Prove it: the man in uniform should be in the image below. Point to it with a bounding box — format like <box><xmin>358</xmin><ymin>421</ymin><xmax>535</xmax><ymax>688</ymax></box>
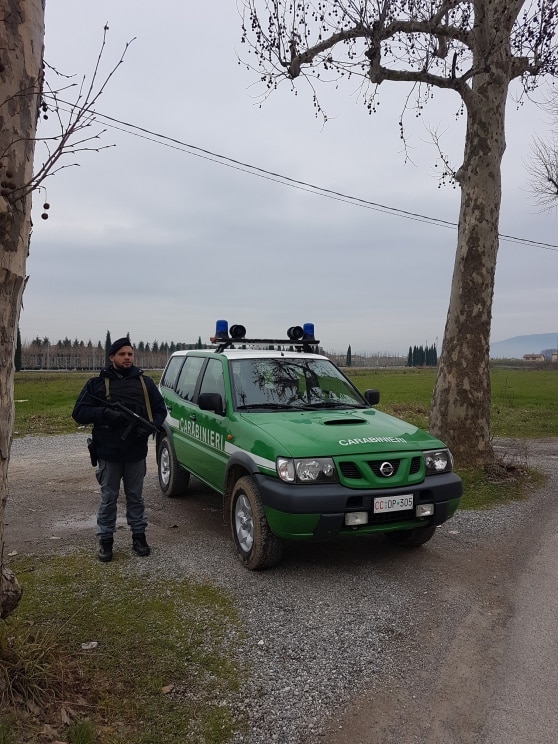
<box><xmin>72</xmin><ymin>337</ymin><xmax>167</xmax><ymax>562</ymax></box>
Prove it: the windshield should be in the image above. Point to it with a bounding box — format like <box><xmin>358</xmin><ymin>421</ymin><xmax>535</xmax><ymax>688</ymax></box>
<box><xmin>229</xmin><ymin>357</ymin><xmax>366</xmax><ymax>410</ymax></box>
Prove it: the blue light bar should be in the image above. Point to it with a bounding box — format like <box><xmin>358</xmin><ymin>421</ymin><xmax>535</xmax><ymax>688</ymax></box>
<box><xmin>214</xmin><ymin>319</ymin><xmax>229</xmax><ymax>340</ymax></box>
<box><xmin>302</xmin><ymin>323</ymin><xmax>316</xmax><ymax>343</ymax></box>
<box><xmin>211</xmin><ymin>320</ymin><xmax>318</xmax><ymax>347</ymax></box>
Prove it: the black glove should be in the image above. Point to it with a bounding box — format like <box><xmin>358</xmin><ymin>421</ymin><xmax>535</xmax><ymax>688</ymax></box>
<box><xmin>103</xmin><ymin>408</ymin><xmax>127</xmax><ymax>426</ymax></box>
<box><xmin>135</xmin><ymin>426</ymin><xmax>153</xmax><ymax>439</ymax></box>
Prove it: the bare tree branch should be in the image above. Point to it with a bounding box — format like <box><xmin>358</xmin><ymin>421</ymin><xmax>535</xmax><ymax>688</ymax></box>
<box><xmin>4</xmin><ymin>25</ymin><xmax>135</xmax><ymax>204</ymax></box>
<box><xmin>527</xmin><ymin>135</ymin><xmax>558</xmax><ymax>211</ymax></box>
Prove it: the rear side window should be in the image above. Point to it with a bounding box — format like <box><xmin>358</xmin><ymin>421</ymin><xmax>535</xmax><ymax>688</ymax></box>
<box><xmin>175</xmin><ymin>356</ymin><xmax>205</xmax><ymax>401</ymax></box>
<box><xmin>199</xmin><ymin>358</ymin><xmax>225</xmax><ymax>401</ymax></box>
<box><xmin>160</xmin><ymin>355</ymin><xmax>185</xmax><ymax>389</ymax></box>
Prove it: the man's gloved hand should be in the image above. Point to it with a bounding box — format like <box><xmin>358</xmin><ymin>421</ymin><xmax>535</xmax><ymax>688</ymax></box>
<box><xmin>135</xmin><ymin>426</ymin><xmax>153</xmax><ymax>439</ymax></box>
<box><xmin>103</xmin><ymin>408</ymin><xmax>127</xmax><ymax>426</ymax></box>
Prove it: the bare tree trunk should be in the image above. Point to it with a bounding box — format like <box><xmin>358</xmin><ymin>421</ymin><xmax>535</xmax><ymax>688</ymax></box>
<box><xmin>430</xmin><ymin>75</ymin><xmax>507</xmax><ymax>467</ymax></box>
<box><xmin>0</xmin><ymin>0</ymin><xmax>45</xmax><ymax>618</ymax></box>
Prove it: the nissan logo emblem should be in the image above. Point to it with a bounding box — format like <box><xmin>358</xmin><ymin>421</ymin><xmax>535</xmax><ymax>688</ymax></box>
<box><xmin>379</xmin><ymin>461</ymin><xmax>395</xmax><ymax>477</ymax></box>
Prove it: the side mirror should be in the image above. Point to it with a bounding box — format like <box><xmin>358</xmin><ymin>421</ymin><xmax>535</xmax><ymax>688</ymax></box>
<box><xmin>198</xmin><ymin>392</ymin><xmax>224</xmax><ymax>415</ymax></box>
<box><xmin>364</xmin><ymin>389</ymin><xmax>380</xmax><ymax>406</ymax></box>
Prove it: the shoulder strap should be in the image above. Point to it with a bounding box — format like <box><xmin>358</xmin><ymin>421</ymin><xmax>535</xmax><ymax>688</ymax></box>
<box><xmin>139</xmin><ymin>376</ymin><xmax>154</xmax><ymax>423</ymax></box>
<box><xmin>104</xmin><ymin>374</ymin><xmax>153</xmax><ymax>423</ymax></box>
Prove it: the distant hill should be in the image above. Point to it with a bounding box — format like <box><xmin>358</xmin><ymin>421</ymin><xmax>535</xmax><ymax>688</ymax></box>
<box><xmin>490</xmin><ymin>333</ymin><xmax>558</xmax><ymax>359</ymax></box>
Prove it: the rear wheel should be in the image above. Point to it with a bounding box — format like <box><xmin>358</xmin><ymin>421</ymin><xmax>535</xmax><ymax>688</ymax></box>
<box><xmin>158</xmin><ymin>436</ymin><xmax>190</xmax><ymax>497</ymax></box>
<box><xmin>385</xmin><ymin>524</ymin><xmax>437</xmax><ymax>547</ymax></box>
<box><xmin>231</xmin><ymin>476</ymin><xmax>283</xmax><ymax>570</ymax></box>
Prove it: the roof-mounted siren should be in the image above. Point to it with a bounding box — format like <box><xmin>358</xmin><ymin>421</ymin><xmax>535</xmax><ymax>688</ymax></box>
<box><xmin>287</xmin><ymin>326</ymin><xmax>304</xmax><ymax>341</ymax></box>
<box><xmin>229</xmin><ymin>324</ymin><xmax>246</xmax><ymax>340</ymax></box>
<box><xmin>210</xmin><ymin>320</ymin><xmax>247</xmax><ymax>345</ymax></box>
<box><xmin>287</xmin><ymin>323</ymin><xmax>317</xmax><ymax>344</ymax></box>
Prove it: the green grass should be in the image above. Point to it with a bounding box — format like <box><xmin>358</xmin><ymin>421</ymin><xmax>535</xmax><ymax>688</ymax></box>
<box><xmin>345</xmin><ymin>366</ymin><xmax>558</xmax><ymax>438</ymax></box>
<box><xmin>457</xmin><ymin>461</ymin><xmax>546</xmax><ymax>510</ymax></box>
<box><xmin>13</xmin><ymin>371</ymin><xmax>162</xmax><ymax>438</ymax></box>
<box><xmin>2</xmin><ymin>554</ymin><xmax>244</xmax><ymax>744</ymax></box>
<box><xmin>14</xmin><ymin>367</ymin><xmax>558</xmax><ymax>439</ymax></box>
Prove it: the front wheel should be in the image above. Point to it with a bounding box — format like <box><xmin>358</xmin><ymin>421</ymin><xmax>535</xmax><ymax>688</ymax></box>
<box><xmin>385</xmin><ymin>524</ymin><xmax>437</xmax><ymax>547</ymax></box>
<box><xmin>231</xmin><ymin>476</ymin><xmax>283</xmax><ymax>570</ymax></box>
<box><xmin>158</xmin><ymin>436</ymin><xmax>190</xmax><ymax>497</ymax></box>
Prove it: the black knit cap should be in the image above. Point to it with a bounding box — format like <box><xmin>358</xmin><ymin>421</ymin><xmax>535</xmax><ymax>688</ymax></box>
<box><xmin>109</xmin><ymin>336</ymin><xmax>132</xmax><ymax>355</ymax></box>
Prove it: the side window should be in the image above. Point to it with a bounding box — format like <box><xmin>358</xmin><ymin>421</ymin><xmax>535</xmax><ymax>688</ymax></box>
<box><xmin>175</xmin><ymin>356</ymin><xmax>205</xmax><ymax>401</ymax></box>
<box><xmin>199</xmin><ymin>358</ymin><xmax>225</xmax><ymax>401</ymax></box>
<box><xmin>160</xmin><ymin>355</ymin><xmax>185</xmax><ymax>389</ymax></box>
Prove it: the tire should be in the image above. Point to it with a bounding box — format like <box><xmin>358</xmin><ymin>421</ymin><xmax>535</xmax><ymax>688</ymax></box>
<box><xmin>385</xmin><ymin>524</ymin><xmax>437</xmax><ymax>547</ymax></box>
<box><xmin>231</xmin><ymin>476</ymin><xmax>283</xmax><ymax>570</ymax></box>
<box><xmin>158</xmin><ymin>436</ymin><xmax>190</xmax><ymax>497</ymax></box>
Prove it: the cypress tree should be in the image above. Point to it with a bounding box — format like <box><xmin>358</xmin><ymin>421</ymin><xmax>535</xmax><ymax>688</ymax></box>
<box><xmin>15</xmin><ymin>327</ymin><xmax>22</xmax><ymax>371</ymax></box>
<box><xmin>104</xmin><ymin>331</ymin><xmax>112</xmax><ymax>366</ymax></box>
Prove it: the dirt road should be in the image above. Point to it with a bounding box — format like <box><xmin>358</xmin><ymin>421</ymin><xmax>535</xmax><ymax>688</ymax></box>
<box><xmin>320</xmin><ymin>437</ymin><xmax>558</xmax><ymax>744</ymax></box>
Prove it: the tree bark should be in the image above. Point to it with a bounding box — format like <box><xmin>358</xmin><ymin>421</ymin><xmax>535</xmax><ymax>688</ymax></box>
<box><xmin>429</xmin><ymin>5</ymin><xmax>511</xmax><ymax>467</ymax></box>
<box><xmin>0</xmin><ymin>0</ymin><xmax>45</xmax><ymax>618</ymax></box>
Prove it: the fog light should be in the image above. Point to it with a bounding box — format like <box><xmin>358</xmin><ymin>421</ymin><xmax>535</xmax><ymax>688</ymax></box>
<box><xmin>416</xmin><ymin>503</ymin><xmax>434</xmax><ymax>517</ymax></box>
<box><xmin>345</xmin><ymin>512</ymin><xmax>368</xmax><ymax>526</ymax></box>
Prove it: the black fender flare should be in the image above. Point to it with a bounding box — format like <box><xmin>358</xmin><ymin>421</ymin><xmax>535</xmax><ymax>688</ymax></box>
<box><xmin>156</xmin><ymin>422</ymin><xmax>175</xmax><ymax>464</ymax></box>
<box><xmin>223</xmin><ymin>449</ymin><xmax>261</xmax><ymax>519</ymax></box>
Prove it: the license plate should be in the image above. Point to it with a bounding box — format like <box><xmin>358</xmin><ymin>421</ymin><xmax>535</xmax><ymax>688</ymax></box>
<box><xmin>373</xmin><ymin>495</ymin><xmax>414</xmax><ymax>513</ymax></box>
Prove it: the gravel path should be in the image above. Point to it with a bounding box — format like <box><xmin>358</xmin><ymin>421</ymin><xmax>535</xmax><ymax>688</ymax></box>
<box><xmin>5</xmin><ymin>434</ymin><xmax>558</xmax><ymax>743</ymax></box>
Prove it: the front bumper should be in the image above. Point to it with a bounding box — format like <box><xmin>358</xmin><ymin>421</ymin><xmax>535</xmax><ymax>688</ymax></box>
<box><xmin>253</xmin><ymin>471</ymin><xmax>463</xmax><ymax>540</ymax></box>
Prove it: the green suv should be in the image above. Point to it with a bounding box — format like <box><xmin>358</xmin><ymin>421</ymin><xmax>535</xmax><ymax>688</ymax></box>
<box><xmin>157</xmin><ymin>321</ymin><xmax>462</xmax><ymax>569</ymax></box>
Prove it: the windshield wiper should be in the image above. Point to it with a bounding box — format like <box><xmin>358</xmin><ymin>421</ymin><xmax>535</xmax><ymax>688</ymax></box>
<box><xmin>295</xmin><ymin>401</ymin><xmax>366</xmax><ymax>410</ymax></box>
<box><xmin>237</xmin><ymin>403</ymin><xmax>291</xmax><ymax>410</ymax></box>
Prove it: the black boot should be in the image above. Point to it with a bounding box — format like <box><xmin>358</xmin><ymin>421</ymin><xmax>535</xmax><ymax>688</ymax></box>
<box><xmin>132</xmin><ymin>532</ymin><xmax>150</xmax><ymax>557</ymax></box>
<box><xmin>98</xmin><ymin>537</ymin><xmax>113</xmax><ymax>563</ymax></box>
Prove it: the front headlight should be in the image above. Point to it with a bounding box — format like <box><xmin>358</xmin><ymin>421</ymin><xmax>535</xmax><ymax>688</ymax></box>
<box><xmin>276</xmin><ymin>457</ymin><xmax>338</xmax><ymax>484</ymax></box>
<box><xmin>424</xmin><ymin>449</ymin><xmax>453</xmax><ymax>475</ymax></box>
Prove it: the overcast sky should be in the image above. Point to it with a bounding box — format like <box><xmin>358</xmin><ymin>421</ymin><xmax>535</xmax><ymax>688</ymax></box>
<box><xmin>20</xmin><ymin>1</ymin><xmax>558</xmax><ymax>355</ymax></box>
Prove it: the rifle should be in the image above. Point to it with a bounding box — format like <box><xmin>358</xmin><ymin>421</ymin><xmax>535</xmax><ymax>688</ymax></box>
<box><xmin>89</xmin><ymin>393</ymin><xmax>158</xmax><ymax>440</ymax></box>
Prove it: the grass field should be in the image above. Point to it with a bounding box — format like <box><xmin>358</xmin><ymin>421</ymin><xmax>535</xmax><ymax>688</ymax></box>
<box><xmin>2</xmin><ymin>555</ymin><xmax>242</xmax><ymax>744</ymax></box>
<box><xmin>347</xmin><ymin>366</ymin><xmax>558</xmax><ymax>437</ymax></box>
<box><xmin>13</xmin><ymin>366</ymin><xmax>558</xmax><ymax>439</ymax></box>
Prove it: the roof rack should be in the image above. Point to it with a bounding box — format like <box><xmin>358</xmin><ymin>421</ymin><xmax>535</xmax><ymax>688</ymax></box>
<box><xmin>213</xmin><ymin>338</ymin><xmax>321</xmax><ymax>354</ymax></box>
<box><xmin>209</xmin><ymin>320</ymin><xmax>320</xmax><ymax>354</ymax></box>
